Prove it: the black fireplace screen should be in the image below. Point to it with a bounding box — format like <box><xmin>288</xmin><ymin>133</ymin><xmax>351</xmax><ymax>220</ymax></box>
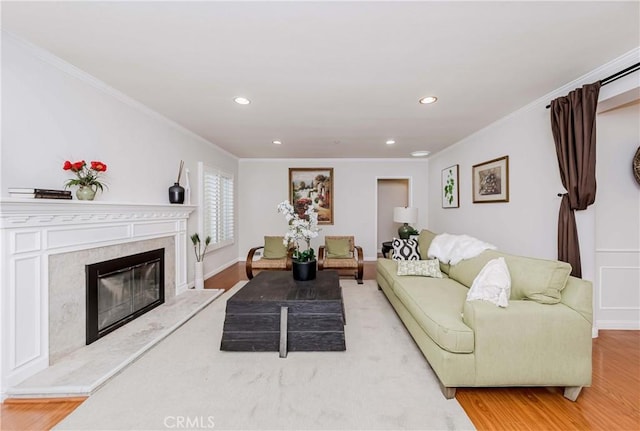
<box><xmin>86</xmin><ymin>249</ymin><xmax>165</xmax><ymax>344</ymax></box>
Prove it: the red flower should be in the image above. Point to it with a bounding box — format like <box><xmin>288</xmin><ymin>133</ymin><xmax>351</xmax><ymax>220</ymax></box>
<box><xmin>90</xmin><ymin>161</ymin><xmax>107</xmax><ymax>172</ymax></box>
<box><xmin>72</xmin><ymin>160</ymin><xmax>86</xmax><ymax>171</ymax></box>
<box><xmin>63</xmin><ymin>158</ymin><xmax>108</xmax><ymax>192</ymax></box>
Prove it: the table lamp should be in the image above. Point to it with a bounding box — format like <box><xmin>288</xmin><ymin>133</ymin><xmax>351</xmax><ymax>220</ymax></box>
<box><xmin>393</xmin><ymin>207</ymin><xmax>418</xmax><ymax>239</ymax></box>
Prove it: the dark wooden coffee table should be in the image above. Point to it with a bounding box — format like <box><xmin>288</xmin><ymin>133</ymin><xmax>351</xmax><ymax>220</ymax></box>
<box><xmin>220</xmin><ymin>270</ymin><xmax>345</xmax><ymax>357</ymax></box>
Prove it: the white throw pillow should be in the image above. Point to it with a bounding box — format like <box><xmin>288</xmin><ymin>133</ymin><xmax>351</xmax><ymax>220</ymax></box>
<box><xmin>397</xmin><ymin>259</ymin><xmax>443</xmax><ymax>278</ymax></box>
<box><xmin>467</xmin><ymin>257</ymin><xmax>511</xmax><ymax>308</ymax></box>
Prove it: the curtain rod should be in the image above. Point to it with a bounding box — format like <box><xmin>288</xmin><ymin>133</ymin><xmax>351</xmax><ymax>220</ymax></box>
<box><xmin>545</xmin><ymin>62</ymin><xmax>640</xmax><ymax>109</ymax></box>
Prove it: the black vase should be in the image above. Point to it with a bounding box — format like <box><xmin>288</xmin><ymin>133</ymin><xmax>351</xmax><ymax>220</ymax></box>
<box><xmin>292</xmin><ymin>260</ymin><xmax>317</xmax><ymax>281</ymax></box>
<box><xmin>168</xmin><ymin>183</ymin><xmax>185</xmax><ymax>204</ymax></box>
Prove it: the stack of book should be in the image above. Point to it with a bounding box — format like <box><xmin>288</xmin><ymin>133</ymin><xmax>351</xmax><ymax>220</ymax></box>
<box><xmin>9</xmin><ymin>188</ymin><xmax>72</xmax><ymax>200</ymax></box>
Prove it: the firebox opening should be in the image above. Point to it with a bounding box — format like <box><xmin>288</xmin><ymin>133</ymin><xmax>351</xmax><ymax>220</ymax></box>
<box><xmin>86</xmin><ymin>248</ymin><xmax>165</xmax><ymax>345</ymax></box>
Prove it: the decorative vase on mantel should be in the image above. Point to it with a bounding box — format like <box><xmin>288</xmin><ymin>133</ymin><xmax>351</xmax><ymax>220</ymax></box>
<box><xmin>169</xmin><ymin>160</ymin><xmax>186</xmax><ymax>204</ymax></box>
<box><xmin>292</xmin><ymin>260</ymin><xmax>317</xmax><ymax>282</ymax></box>
<box><xmin>76</xmin><ymin>185</ymin><xmax>96</xmax><ymax>201</ymax></box>
<box><xmin>194</xmin><ymin>261</ymin><xmax>205</xmax><ymax>290</ymax></box>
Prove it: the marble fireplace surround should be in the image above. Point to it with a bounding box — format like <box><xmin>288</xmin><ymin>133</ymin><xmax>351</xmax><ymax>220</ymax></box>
<box><xmin>49</xmin><ymin>236</ymin><xmax>176</xmax><ymax>363</ymax></box>
<box><xmin>0</xmin><ymin>200</ymin><xmax>196</xmax><ymax>397</ymax></box>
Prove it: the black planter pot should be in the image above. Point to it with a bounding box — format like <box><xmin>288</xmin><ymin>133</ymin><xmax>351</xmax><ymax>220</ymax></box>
<box><xmin>292</xmin><ymin>260</ymin><xmax>317</xmax><ymax>281</ymax></box>
<box><xmin>168</xmin><ymin>182</ymin><xmax>185</xmax><ymax>204</ymax></box>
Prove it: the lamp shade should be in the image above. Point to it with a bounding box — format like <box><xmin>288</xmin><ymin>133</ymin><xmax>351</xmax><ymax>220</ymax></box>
<box><xmin>393</xmin><ymin>207</ymin><xmax>417</xmax><ymax>224</ymax></box>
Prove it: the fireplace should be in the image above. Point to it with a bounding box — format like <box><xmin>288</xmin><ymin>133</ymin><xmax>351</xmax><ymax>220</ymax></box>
<box><xmin>86</xmin><ymin>249</ymin><xmax>165</xmax><ymax>344</ymax></box>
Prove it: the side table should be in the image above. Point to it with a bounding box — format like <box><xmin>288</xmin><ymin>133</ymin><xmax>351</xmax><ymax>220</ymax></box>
<box><xmin>381</xmin><ymin>241</ymin><xmax>393</xmax><ymax>258</ymax></box>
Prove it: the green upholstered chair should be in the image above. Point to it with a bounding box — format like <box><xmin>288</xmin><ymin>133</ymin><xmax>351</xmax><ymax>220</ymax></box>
<box><xmin>318</xmin><ymin>235</ymin><xmax>364</xmax><ymax>284</ymax></box>
<box><xmin>245</xmin><ymin>236</ymin><xmax>293</xmax><ymax>279</ymax></box>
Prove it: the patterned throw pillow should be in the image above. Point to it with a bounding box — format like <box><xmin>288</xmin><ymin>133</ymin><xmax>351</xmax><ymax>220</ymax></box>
<box><xmin>397</xmin><ymin>259</ymin><xmax>444</xmax><ymax>278</ymax></box>
<box><xmin>392</xmin><ymin>238</ymin><xmax>421</xmax><ymax>261</ymax></box>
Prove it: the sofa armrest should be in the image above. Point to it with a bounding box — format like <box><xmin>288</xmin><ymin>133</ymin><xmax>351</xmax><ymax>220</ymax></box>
<box><xmin>560</xmin><ymin>276</ymin><xmax>593</xmax><ymax>325</ymax></box>
<box><xmin>318</xmin><ymin>246</ymin><xmax>326</xmax><ymax>270</ymax></box>
<box><xmin>462</xmin><ymin>299</ymin><xmax>592</xmax><ymax>386</ymax></box>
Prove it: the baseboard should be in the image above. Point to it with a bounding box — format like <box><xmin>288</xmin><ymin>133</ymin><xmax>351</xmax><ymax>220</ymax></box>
<box><xmin>596</xmin><ymin>320</ymin><xmax>640</xmax><ymax>330</ymax></box>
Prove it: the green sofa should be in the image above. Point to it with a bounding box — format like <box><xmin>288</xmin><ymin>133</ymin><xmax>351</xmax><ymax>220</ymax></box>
<box><xmin>376</xmin><ymin>230</ymin><xmax>593</xmax><ymax>401</ymax></box>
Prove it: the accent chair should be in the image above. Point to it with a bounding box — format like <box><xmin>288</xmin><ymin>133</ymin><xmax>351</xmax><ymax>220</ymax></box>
<box><xmin>245</xmin><ymin>236</ymin><xmax>293</xmax><ymax>279</ymax></box>
<box><xmin>318</xmin><ymin>235</ymin><xmax>364</xmax><ymax>284</ymax></box>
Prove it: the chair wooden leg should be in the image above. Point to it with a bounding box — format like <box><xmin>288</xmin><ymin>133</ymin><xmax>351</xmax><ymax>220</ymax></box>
<box><xmin>356</xmin><ymin>265</ymin><xmax>363</xmax><ymax>284</ymax></box>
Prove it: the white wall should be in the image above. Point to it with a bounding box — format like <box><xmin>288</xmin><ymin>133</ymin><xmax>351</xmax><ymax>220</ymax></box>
<box><xmin>239</xmin><ymin>159</ymin><xmax>429</xmax><ymax>260</ymax></box>
<box><xmin>428</xmin><ymin>48</ymin><xmax>640</xmax><ymax>330</ymax></box>
<box><xmin>0</xmin><ymin>33</ymin><xmax>240</xmax><ymax>282</ymax></box>
<box><xmin>595</xmin><ymin>100</ymin><xmax>640</xmax><ymax>330</ymax></box>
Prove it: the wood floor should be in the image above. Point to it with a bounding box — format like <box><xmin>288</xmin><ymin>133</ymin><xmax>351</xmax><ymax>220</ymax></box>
<box><xmin>2</xmin><ymin>262</ymin><xmax>638</xmax><ymax>431</ymax></box>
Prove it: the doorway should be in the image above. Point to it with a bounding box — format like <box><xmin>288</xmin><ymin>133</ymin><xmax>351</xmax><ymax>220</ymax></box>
<box><xmin>377</xmin><ymin>178</ymin><xmax>410</xmax><ymax>253</ymax></box>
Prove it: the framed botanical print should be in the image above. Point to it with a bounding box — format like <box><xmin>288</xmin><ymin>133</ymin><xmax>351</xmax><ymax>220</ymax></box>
<box><xmin>442</xmin><ymin>164</ymin><xmax>459</xmax><ymax>208</ymax></box>
<box><xmin>472</xmin><ymin>156</ymin><xmax>509</xmax><ymax>203</ymax></box>
<box><xmin>289</xmin><ymin>168</ymin><xmax>334</xmax><ymax>224</ymax></box>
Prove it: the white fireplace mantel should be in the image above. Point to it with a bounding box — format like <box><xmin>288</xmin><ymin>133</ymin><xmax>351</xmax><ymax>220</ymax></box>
<box><xmin>0</xmin><ymin>199</ymin><xmax>196</xmax><ymax>398</ymax></box>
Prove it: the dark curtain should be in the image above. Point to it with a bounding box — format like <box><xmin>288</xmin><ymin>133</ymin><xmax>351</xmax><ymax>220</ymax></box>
<box><xmin>550</xmin><ymin>81</ymin><xmax>601</xmax><ymax>278</ymax></box>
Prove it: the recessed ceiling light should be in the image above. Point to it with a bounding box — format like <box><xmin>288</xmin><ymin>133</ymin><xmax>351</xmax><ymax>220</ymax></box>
<box><xmin>386</xmin><ymin>140</ymin><xmax>396</xmax><ymax>145</ymax></box>
<box><xmin>411</xmin><ymin>150</ymin><xmax>431</xmax><ymax>157</ymax></box>
<box><xmin>419</xmin><ymin>96</ymin><xmax>438</xmax><ymax>104</ymax></box>
<box><xmin>234</xmin><ymin>97</ymin><xmax>251</xmax><ymax>105</ymax></box>
<box><xmin>273</xmin><ymin>140</ymin><xmax>282</xmax><ymax>145</ymax></box>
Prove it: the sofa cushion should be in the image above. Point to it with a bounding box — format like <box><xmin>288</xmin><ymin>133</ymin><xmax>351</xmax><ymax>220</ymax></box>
<box><xmin>397</xmin><ymin>259</ymin><xmax>443</xmax><ymax>278</ymax></box>
<box><xmin>418</xmin><ymin>230</ymin><xmax>450</xmax><ymax>274</ymax></box>
<box><xmin>448</xmin><ymin>250</ymin><xmax>571</xmax><ymax>304</ymax></box>
<box><xmin>263</xmin><ymin>236</ymin><xmax>288</xmax><ymax>259</ymax></box>
<box><xmin>417</xmin><ymin>230</ymin><xmax>437</xmax><ymax>259</ymax></box>
<box><xmin>392</xmin><ymin>238</ymin><xmax>421</xmax><ymax>260</ymax></box>
<box><xmin>393</xmin><ymin>277</ymin><xmax>474</xmax><ymax>353</ymax></box>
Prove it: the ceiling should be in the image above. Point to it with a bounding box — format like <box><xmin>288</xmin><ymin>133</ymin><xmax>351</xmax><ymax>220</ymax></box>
<box><xmin>2</xmin><ymin>1</ymin><xmax>639</xmax><ymax>159</ymax></box>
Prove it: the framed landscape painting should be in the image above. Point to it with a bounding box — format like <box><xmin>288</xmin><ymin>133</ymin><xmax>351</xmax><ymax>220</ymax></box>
<box><xmin>289</xmin><ymin>168</ymin><xmax>334</xmax><ymax>224</ymax></box>
<box><xmin>472</xmin><ymin>156</ymin><xmax>509</xmax><ymax>203</ymax></box>
<box><xmin>442</xmin><ymin>164</ymin><xmax>459</xmax><ymax>208</ymax></box>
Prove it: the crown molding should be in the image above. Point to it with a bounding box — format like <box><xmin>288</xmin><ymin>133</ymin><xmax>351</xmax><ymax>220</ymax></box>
<box><xmin>239</xmin><ymin>157</ymin><xmax>429</xmax><ymax>163</ymax></box>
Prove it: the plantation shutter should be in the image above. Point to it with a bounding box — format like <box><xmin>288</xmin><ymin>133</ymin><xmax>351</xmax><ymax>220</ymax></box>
<box><xmin>220</xmin><ymin>173</ymin><xmax>234</xmax><ymax>243</ymax></box>
<box><xmin>200</xmin><ymin>163</ymin><xmax>234</xmax><ymax>249</ymax></box>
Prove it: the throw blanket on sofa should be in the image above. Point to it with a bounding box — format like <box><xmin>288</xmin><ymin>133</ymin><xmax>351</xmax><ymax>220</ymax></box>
<box><xmin>427</xmin><ymin>233</ymin><xmax>496</xmax><ymax>265</ymax></box>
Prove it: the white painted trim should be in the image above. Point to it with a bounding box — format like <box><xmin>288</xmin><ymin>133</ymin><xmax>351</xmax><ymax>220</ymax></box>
<box><xmin>596</xmin><ymin>249</ymin><xmax>640</xmax><ymax>253</ymax></box>
<box><xmin>1</xmin><ymin>30</ymin><xmax>238</xmax><ymax>161</ymax></box>
<box><xmin>239</xmin><ymin>158</ymin><xmax>429</xmax><ymax>163</ymax></box>
<box><xmin>374</xmin><ymin>176</ymin><xmax>413</xmax><ymax>259</ymax></box>
<box><xmin>598</xmin><ymin>265</ymin><xmax>640</xmax><ymax>310</ymax></box>
<box><xmin>596</xmin><ymin>320</ymin><xmax>640</xmax><ymax>330</ymax></box>
<box><xmin>0</xmin><ymin>200</ymin><xmax>196</xmax><ymax>393</ymax></box>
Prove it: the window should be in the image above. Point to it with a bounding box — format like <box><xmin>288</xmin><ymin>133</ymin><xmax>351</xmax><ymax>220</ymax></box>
<box><xmin>199</xmin><ymin>162</ymin><xmax>234</xmax><ymax>249</ymax></box>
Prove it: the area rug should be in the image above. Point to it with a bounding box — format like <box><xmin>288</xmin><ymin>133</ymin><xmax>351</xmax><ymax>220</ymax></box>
<box><xmin>55</xmin><ymin>280</ymin><xmax>475</xmax><ymax>430</ymax></box>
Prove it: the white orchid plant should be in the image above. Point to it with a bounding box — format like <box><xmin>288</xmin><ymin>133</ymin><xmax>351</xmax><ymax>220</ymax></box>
<box><xmin>277</xmin><ymin>200</ymin><xmax>320</xmax><ymax>262</ymax></box>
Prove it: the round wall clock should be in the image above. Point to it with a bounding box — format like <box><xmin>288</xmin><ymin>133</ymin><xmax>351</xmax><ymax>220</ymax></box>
<box><xmin>634</xmin><ymin>147</ymin><xmax>640</xmax><ymax>186</ymax></box>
